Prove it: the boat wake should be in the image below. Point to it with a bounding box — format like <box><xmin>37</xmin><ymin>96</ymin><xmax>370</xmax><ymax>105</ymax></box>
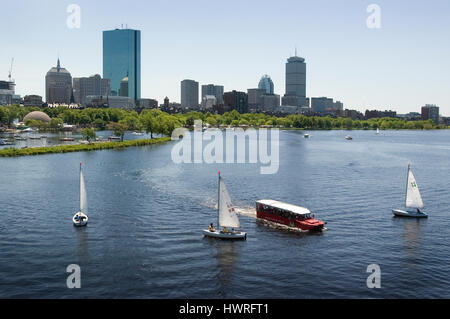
<box><xmin>200</xmin><ymin>199</ymin><xmax>257</xmax><ymax>219</ymax></box>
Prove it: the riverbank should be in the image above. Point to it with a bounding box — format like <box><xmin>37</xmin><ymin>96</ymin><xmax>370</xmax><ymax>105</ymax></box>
<box><xmin>0</xmin><ymin>136</ymin><xmax>171</xmax><ymax>157</ymax></box>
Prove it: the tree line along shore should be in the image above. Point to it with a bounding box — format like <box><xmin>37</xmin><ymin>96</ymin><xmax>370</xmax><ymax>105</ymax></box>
<box><xmin>0</xmin><ymin>105</ymin><xmax>445</xmax><ymax>134</ymax></box>
<box><xmin>0</xmin><ymin>137</ymin><xmax>172</xmax><ymax>157</ymax></box>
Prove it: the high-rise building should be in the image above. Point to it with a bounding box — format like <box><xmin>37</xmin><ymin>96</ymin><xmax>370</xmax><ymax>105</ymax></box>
<box><xmin>103</xmin><ymin>28</ymin><xmax>141</xmax><ymax>100</ymax></box>
<box><xmin>258</xmin><ymin>75</ymin><xmax>274</xmax><ymax>95</ymax></box>
<box><xmin>247</xmin><ymin>88</ymin><xmax>265</xmax><ymax>110</ymax></box>
<box><xmin>261</xmin><ymin>94</ymin><xmax>280</xmax><ymax>112</ymax></box>
<box><xmin>73</xmin><ymin>74</ymin><xmax>110</xmax><ymax>106</ymax></box>
<box><xmin>223</xmin><ymin>90</ymin><xmax>248</xmax><ymax>114</ymax></box>
<box><xmin>181</xmin><ymin>79</ymin><xmax>199</xmax><ymax>109</ymax></box>
<box><xmin>311</xmin><ymin>97</ymin><xmax>334</xmax><ymax>114</ymax></box>
<box><xmin>23</xmin><ymin>95</ymin><xmax>43</xmax><ymax>107</ymax></box>
<box><xmin>45</xmin><ymin>59</ymin><xmax>73</xmax><ymax>104</ymax></box>
<box><xmin>0</xmin><ymin>80</ymin><xmax>15</xmax><ymax>105</ymax></box>
<box><xmin>201</xmin><ymin>84</ymin><xmax>224</xmax><ymax>104</ymax></box>
<box><xmin>283</xmin><ymin>54</ymin><xmax>306</xmax><ymax>107</ymax></box>
<box><xmin>201</xmin><ymin>95</ymin><xmax>217</xmax><ymax>109</ymax></box>
<box><xmin>119</xmin><ymin>77</ymin><xmax>129</xmax><ymax>97</ymax></box>
<box><xmin>421</xmin><ymin>104</ymin><xmax>439</xmax><ymax>124</ymax></box>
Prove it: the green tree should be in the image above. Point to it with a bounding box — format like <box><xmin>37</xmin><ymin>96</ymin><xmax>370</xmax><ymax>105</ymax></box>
<box><xmin>49</xmin><ymin>118</ymin><xmax>63</xmax><ymax>130</ymax></box>
<box><xmin>82</xmin><ymin>128</ymin><xmax>96</xmax><ymax>143</ymax></box>
<box><xmin>107</xmin><ymin>122</ymin><xmax>127</xmax><ymax>141</ymax></box>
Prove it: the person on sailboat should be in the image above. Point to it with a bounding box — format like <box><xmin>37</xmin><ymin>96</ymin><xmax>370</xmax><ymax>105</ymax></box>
<box><xmin>209</xmin><ymin>223</ymin><xmax>216</xmax><ymax>232</ymax></box>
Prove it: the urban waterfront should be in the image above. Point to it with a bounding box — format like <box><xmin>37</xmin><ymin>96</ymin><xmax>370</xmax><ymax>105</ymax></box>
<box><xmin>1</xmin><ymin>130</ymin><xmax>450</xmax><ymax>298</ymax></box>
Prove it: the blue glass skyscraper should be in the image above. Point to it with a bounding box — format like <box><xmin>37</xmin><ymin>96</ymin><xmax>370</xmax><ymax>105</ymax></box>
<box><xmin>103</xmin><ymin>28</ymin><xmax>141</xmax><ymax>100</ymax></box>
<box><xmin>258</xmin><ymin>75</ymin><xmax>274</xmax><ymax>95</ymax></box>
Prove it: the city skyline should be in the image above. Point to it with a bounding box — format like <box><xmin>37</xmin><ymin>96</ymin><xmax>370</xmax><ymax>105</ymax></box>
<box><xmin>0</xmin><ymin>0</ymin><xmax>449</xmax><ymax>115</ymax></box>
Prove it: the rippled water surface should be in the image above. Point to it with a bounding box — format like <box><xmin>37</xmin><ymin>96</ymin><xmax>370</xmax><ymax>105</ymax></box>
<box><xmin>1</xmin><ymin>130</ymin><xmax>450</xmax><ymax>298</ymax></box>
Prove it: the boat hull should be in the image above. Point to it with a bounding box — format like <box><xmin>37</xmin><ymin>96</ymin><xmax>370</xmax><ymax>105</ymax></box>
<box><xmin>392</xmin><ymin>209</ymin><xmax>428</xmax><ymax>218</ymax></box>
<box><xmin>73</xmin><ymin>212</ymin><xmax>88</xmax><ymax>226</ymax></box>
<box><xmin>257</xmin><ymin>211</ymin><xmax>324</xmax><ymax>231</ymax></box>
<box><xmin>203</xmin><ymin>229</ymin><xmax>247</xmax><ymax>240</ymax></box>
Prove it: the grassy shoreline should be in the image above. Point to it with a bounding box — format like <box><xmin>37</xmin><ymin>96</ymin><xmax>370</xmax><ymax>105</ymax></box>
<box><xmin>0</xmin><ymin>137</ymin><xmax>172</xmax><ymax>157</ymax></box>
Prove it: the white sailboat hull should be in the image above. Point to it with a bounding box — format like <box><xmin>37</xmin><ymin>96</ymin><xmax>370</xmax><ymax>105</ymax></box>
<box><xmin>392</xmin><ymin>209</ymin><xmax>428</xmax><ymax>218</ymax></box>
<box><xmin>203</xmin><ymin>229</ymin><xmax>247</xmax><ymax>240</ymax></box>
<box><xmin>73</xmin><ymin>212</ymin><xmax>88</xmax><ymax>227</ymax></box>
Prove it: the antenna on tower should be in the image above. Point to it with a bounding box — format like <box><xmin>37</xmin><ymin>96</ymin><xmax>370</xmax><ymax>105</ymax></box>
<box><xmin>8</xmin><ymin>58</ymin><xmax>14</xmax><ymax>82</ymax></box>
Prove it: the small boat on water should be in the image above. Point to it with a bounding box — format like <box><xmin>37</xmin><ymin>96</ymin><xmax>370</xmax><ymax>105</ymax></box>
<box><xmin>376</xmin><ymin>128</ymin><xmax>380</xmax><ymax>135</ymax></box>
<box><xmin>392</xmin><ymin>164</ymin><xmax>428</xmax><ymax>218</ymax></box>
<box><xmin>28</xmin><ymin>135</ymin><xmax>42</xmax><ymax>140</ymax></box>
<box><xmin>60</xmin><ymin>137</ymin><xmax>75</xmax><ymax>141</ymax></box>
<box><xmin>108</xmin><ymin>136</ymin><xmax>121</xmax><ymax>140</ymax></box>
<box><xmin>304</xmin><ymin>134</ymin><xmax>310</xmax><ymax>138</ymax></box>
<box><xmin>203</xmin><ymin>172</ymin><xmax>247</xmax><ymax>240</ymax></box>
<box><xmin>256</xmin><ymin>200</ymin><xmax>325</xmax><ymax>231</ymax></box>
<box><xmin>73</xmin><ymin>163</ymin><xmax>89</xmax><ymax>227</ymax></box>
<box><xmin>132</xmin><ymin>131</ymin><xmax>144</xmax><ymax>136</ymax></box>
<box><xmin>345</xmin><ymin>135</ymin><xmax>353</xmax><ymax>140</ymax></box>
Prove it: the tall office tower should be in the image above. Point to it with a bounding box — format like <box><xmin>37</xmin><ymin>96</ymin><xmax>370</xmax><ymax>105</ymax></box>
<box><xmin>247</xmin><ymin>88</ymin><xmax>265</xmax><ymax>110</ymax></box>
<box><xmin>258</xmin><ymin>75</ymin><xmax>274</xmax><ymax>95</ymax></box>
<box><xmin>119</xmin><ymin>77</ymin><xmax>129</xmax><ymax>97</ymax></box>
<box><xmin>103</xmin><ymin>28</ymin><xmax>141</xmax><ymax>100</ymax></box>
<box><xmin>0</xmin><ymin>80</ymin><xmax>15</xmax><ymax>105</ymax></box>
<box><xmin>311</xmin><ymin>97</ymin><xmax>334</xmax><ymax>114</ymax></box>
<box><xmin>181</xmin><ymin>79</ymin><xmax>199</xmax><ymax>109</ymax></box>
<box><xmin>45</xmin><ymin>58</ymin><xmax>73</xmax><ymax>104</ymax></box>
<box><xmin>223</xmin><ymin>90</ymin><xmax>248</xmax><ymax>114</ymax></box>
<box><xmin>201</xmin><ymin>84</ymin><xmax>224</xmax><ymax>104</ymax></box>
<box><xmin>282</xmin><ymin>53</ymin><xmax>306</xmax><ymax>107</ymax></box>
<box><xmin>421</xmin><ymin>104</ymin><xmax>440</xmax><ymax>124</ymax></box>
<box><xmin>73</xmin><ymin>74</ymin><xmax>110</xmax><ymax>106</ymax></box>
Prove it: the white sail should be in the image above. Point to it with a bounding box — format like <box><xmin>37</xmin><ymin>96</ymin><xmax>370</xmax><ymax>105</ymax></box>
<box><xmin>405</xmin><ymin>168</ymin><xmax>424</xmax><ymax>209</ymax></box>
<box><xmin>80</xmin><ymin>169</ymin><xmax>88</xmax><ymax>213</ymax></box>
<box><xmin>218</xmin><ymin>178</ymin><xmax>240</xmax><ymax>228</ymax></box>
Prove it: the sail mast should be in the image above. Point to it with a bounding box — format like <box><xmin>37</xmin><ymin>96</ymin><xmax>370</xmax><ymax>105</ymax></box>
<box><xmin>218</xmin><ymin>171</ymin><xmax>221</xmax><ymax>228</ymax></box>
<box><xmin>405</xmin><ymin>164</ymin><xmax>410</xmax><ymax>207</ymax></box>
<box><xmin>79</xmin><ymin>163</ymin><xmax>81</xmax><ymax>211</ymax></box>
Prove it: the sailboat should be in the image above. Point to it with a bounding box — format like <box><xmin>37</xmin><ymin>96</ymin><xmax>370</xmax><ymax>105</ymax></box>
<box><xmin>392</xmin><ymin>164</ymin><xmax>428</xmax><ymax>218</ymax></box>
<box><xmin>203</xmin><ymin>172</ymin><xmax>247</xmax><ymax>240</ymax></box>
<box><xmin>73</xmin><ymin>163</ymin><xmax>89</xmax><ymax>226</ymax></box>
<box><xmin>376</xmin><ymin>128</ymin><xmax>380</xmax><ymax>135</ymax></box>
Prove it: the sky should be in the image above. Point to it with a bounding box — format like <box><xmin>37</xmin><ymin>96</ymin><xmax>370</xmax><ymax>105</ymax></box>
<box><xmin>1</xmin><ymin>0</ymin><xmax>449</xmax><ymax>115</ymax></box>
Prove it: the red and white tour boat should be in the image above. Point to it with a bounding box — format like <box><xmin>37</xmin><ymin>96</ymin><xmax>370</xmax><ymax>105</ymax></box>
<box><xmin>256</xmin><ymin>200</ymin><xmax>325</xmax><ymax>231</ymax></box>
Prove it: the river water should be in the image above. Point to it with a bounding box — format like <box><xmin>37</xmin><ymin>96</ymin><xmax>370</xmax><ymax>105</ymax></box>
<box><xmin>0</xmin><ymin>129</ymin><xmax>449</xmax><ymax>298</ymax></box>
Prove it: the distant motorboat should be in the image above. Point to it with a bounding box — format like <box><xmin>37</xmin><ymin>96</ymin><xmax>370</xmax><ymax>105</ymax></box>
<box><xmin>132</xmin><ymin>131</ymin><xmax>144</xmax><ymax>136</ymax></box>
<box><xmin>28</xmin><ymin>135</ymin><xmax>42</xmax><ymax>140</ymax></box>
<box><xmin>392</xmin><ymin>164</ymin><xmax>428</xmax><ymax>218</ymax></box>
<box><xmin>60</xmin><ymin>137</ymin><xmax>75</xmax><ymax>141</ymax></box>
<box><xmin>108</xmin><ymin>136</ymin><xmax>121</xmax><ymax>140</ymax></box>
<box><xmin>345</xmin><ymin>135</ymin><xmax>353</xmax><ymax>140</ymax></box>
<box><xmin>203</xmin><ymin>171</ymin><xmax>247</xmax><ymax>240</ymax></box>
<box><xmin>73</xmin><ymin>163</ymin><xmax>89</xmax><ymax>227</ymax></box>
<box><xmin>304</xmin><ymin>134</ymin><xmax>310</xmax><ymax>138</ymax></box>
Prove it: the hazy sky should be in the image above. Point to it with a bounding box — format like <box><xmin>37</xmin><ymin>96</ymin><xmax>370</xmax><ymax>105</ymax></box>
<box><xmin>1</xmin><ymin>0</ymin><xmax>449</xmax><ymax>115</ymax></box>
